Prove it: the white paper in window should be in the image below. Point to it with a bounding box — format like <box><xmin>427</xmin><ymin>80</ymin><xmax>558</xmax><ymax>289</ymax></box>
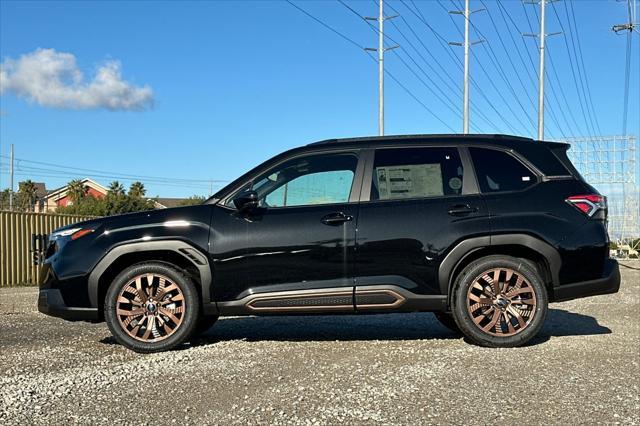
<box><xmin>376</xmin><ymin>163</ymin><xmax>443</xmax><ymax>199</ymax></box>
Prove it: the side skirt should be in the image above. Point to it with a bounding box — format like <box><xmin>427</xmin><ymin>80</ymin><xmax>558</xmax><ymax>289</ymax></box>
<box><xmin>217</xmin><ymin>286</ymin><xmax>447</xmax><ymax>316</ymax></box>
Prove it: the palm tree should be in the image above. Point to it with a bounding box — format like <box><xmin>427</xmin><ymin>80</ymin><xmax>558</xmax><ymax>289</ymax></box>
<box><xmin>18</xmin><ymin>180</ymin><xmax>38</xmax><ymax>212</ymax></box>
<box><xmin>108</xmin><ymin>181</ymin><xmax>125</xmax><ymax>196</ymax></box>
<box><xmin>128</xmin><ymin>181</ymin><xmax>146</xmax><ymax>198</ymax></box>
<box><xmin>67</xmin><ymin>179</ymin><xmax>87</xmax><ymax>204</ymax></box>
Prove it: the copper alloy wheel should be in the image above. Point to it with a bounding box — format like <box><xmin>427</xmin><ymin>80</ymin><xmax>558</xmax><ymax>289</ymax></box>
<box><xmin>116</xmin><ymin>273</ymin><xmax>186</xmax><ymax>342</ymax></box>
<box><xmin>466</xmin><ymin>268</ymin><xmax>537</xmax><ymax>337</ymax></box>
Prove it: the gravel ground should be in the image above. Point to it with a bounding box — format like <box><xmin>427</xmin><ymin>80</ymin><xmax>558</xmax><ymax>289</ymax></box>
<box><xmin>1</xmin><ymin>264</ymin><xmax>639</xmax><ymax>425</ymax></box>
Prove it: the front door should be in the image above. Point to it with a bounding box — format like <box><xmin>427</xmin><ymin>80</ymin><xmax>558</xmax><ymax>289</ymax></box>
<box><xmin>210</xmin><ymin>151</ymin><xmax>362</xmax><ymax>309</ymax></box>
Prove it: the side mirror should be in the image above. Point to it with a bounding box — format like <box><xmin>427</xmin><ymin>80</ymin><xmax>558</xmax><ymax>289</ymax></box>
<box><xmin>233</xmin><ymin>190</ymin><xmax>259</xmax><ymax>211</ymax></box>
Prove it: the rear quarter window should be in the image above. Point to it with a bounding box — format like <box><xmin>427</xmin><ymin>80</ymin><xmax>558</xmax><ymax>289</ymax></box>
<box><xmin>469</xmin><ymin>147</ymin><xmax>536</xmax><ymax>193</ymax></box>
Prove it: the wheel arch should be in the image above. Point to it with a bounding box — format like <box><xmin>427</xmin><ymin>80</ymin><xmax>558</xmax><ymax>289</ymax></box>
<box><xmin>439</xmin><ymin>234</ymin><xmax>561</xmax><ymax>304</ymax></box>
<box><xmin>87</xmin><ymin>241</ymin><xmax>216</xmax><ymax>317</ymax></box>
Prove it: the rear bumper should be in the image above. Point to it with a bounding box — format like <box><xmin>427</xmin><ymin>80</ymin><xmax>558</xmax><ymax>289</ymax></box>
<box><xmin>553</xmin><ymin>258</ymin><xmax>621</xmax><ymax>302</ymax></box>
<box><xmin>38</xmin><ymin>289</ymin><xmax>99</xmax><ymax>321</ymax></box>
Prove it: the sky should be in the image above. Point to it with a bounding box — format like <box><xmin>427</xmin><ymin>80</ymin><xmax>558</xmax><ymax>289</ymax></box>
<box><xmin>0</xmin><ymin>0</ymin><xmax>638</xmax><ymax>198</ymax></box>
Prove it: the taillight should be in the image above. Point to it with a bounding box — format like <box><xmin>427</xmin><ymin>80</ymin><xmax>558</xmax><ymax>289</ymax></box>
<box><xmin>565</xmin><ymin>194</ymin><xmax>606</xmax><ymax>217</ymax></box>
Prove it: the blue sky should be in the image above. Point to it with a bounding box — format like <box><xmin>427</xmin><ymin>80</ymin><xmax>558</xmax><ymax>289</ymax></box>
<box><xmin>1</xmin><ymin>0</ymin><xmax>638</xmax><ymax>198</ymax></box>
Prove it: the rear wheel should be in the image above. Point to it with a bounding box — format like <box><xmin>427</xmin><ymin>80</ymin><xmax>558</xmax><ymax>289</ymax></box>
<box><xmin>104</xmin><ymin>262</ymin><xmax>200</xmax><ymax>353</ymax></box>
<box><xmin>452</xmin><ymin>255</ymin><xmax>548</xmax><ymax>348</ymax></box>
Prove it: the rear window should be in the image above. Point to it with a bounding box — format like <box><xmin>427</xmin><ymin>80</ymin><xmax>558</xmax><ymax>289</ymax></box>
<box><xmin>469</xmin><ymin>148</ymin><xmax>536</xmax><ymax>193</ymax></box>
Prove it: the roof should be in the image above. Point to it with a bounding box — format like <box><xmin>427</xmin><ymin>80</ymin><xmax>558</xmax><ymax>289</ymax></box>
<box><xmin>308</xmin><ymin>134</ymin><xmax>535</xmax><ymax>147</ymax></box>
<box><xmin>44</xmin><ymin>178</ymin><xmax>109</xmax><ymax>200</ymax></box>
<box><xmin>154</xmin><ymin>198</ymin><xmax>188</xmax><ymax>208</ymax></box>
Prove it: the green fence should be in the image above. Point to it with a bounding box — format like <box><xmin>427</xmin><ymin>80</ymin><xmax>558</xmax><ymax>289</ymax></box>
<box><xmin>0</xmin><ymin>211</ymin><xmax>94</xmax><ymax>287</ymax></box>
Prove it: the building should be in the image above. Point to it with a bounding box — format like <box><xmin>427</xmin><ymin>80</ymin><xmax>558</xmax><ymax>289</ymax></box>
<box><xmin>154</xmin><ymin>198</ymin><xmax>189</xmax><ymax>209</ymax></box>
<box><xmin>38</xmin><ymin>178</ymin><xmax>108</xmax><ymax>213</ymax></box>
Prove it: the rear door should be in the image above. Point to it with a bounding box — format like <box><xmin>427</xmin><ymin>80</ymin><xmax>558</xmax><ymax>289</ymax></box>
<box><xmin>354</xmin><ymin>145</ymin><xmax>489</xmax><ymax>308</ymax></box>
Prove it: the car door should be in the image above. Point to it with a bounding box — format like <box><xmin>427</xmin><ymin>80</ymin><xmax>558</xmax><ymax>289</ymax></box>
<box><xmin>209</xmin><ymin>150</ymin><xmax>364</xmax><ymax>310</ymax></box>
<box><xmin>354</xmin><ymin>145</ymin><xmax>489</xmax><ymax>310</ymax></box>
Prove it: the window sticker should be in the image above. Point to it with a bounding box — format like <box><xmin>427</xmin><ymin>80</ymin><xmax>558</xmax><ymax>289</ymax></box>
<box><xmin>376</xmin><ymin>163</ymin><xmax>443</xmax><ymax>199</ymax></box>
<box><xmin>449</xmin><ymin>177</ymin><xmax>463</xmax><ymax>191</ymax></box>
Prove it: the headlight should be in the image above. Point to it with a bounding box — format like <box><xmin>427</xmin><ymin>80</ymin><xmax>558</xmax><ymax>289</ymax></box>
<box><xmin>50</xmin><ymin>227</ymin><xmax>94</xmax><ymax>241</ymax></box>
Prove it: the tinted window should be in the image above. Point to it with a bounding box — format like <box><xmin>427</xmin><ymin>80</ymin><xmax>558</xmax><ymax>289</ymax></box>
<box><xmin>252</xmin><ymin>153</ymin><xmax>358</xmax><ymax>208</ymax></box>
<box><xmin>469</xmin><ymin>147</ymin><xmax>536</xmax><ymax>193</ymax></box>
<box><xmin>371</xmin><ymin>147</ymin><xmax>464</xmax><ymax>200</ymax></box>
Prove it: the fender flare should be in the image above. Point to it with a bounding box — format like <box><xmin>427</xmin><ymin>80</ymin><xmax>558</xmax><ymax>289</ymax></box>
<box><xmin>87</xmin><ymin>240</ymin><xmax>215</xmax><ymax>314</ymax></box>
<box><xmin>438</xmin><ymin>233</ymin><xmax>561</xmax><ymax>295</ymax></box>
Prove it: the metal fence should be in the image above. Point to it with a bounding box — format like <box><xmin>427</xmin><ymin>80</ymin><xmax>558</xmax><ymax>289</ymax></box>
<box><xmin>0</xmin><ymin>211</ymin><xmax>94</xmax><ymax>287</ymax></box>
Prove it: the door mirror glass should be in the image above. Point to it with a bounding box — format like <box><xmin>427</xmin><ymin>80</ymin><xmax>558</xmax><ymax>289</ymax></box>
<box><xmin>233</xmin><ymin>190</ymin><xmax>259</xmax><ymax>211</ymax></box>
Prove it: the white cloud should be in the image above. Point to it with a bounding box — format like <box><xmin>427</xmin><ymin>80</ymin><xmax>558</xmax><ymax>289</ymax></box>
<box><xmin>0</xmin><ymin>48</ymin><xmax>154</xmax><ymax>111</ymax></box>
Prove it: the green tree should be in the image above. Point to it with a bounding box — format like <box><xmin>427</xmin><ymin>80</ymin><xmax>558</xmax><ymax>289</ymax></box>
<box><xmin>104</xmin><ymin>181</ymin><xmax>128</xmax><ymax>215</ymax></box>
<box><xmin>128</xmin><ymin>181</ymin><xmax>146</xmax><ymax>198</ymax></box>
<box><xmin>67</xmin><ymin>179</ymin><xmax>87</xmax><ymax>204</ymax></box>
<box><xmin>18</xmin><ymin>180</ymin><xmax>38</xmax><ymax>212</ymax></box>
<box><xmin>179</xmin><ymin>195</ymin><xmax>206</xmax><ymax>206</ymax></box>
<box><xmin>108</xmin><ymin>181</ymin><xmax>125</xmax><ymax>196</ymax></box>
<box><xmin>55</xmin><ymin>179</ymin><xmax>156</xmax><ymax>216</ymax></box>
<box><xmin>0</xmin><ymin>189</ymin><xmax>12</xmax><ymax>210</ymax></box>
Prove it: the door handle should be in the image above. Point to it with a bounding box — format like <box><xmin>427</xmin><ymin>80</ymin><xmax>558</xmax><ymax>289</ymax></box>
<box><xmin>448</xmin><ymin>204</ymin><xmax>479</xmax><ymax>216</ymax></box>
<box><xmin>321</xmin><ymin>212</ymin><xmax>354</xmax><ymax>226</ymax></box>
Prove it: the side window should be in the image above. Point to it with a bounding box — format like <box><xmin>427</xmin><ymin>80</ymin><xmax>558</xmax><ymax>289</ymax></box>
<box><xmin>371</xmin><ymin>147</ymin><xmax>464</xmax><ymax>201</ymax></box>
<box><xmin>252</xmin><ymin>153</ymin><xmax>358</xmax><ymax>208</ymax></box>
<box><xmin>469</xmin><ymin>147</ymin><xmax>536</xmax><ymax>193</ymax></box>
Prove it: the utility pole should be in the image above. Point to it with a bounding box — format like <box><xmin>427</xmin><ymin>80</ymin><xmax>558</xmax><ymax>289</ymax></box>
<box><xmin>365</xmin><ymin>0</ymin><xmax>397</xmax><ymax>136</ymax></box>
<box><xmin>538</xmin><ymin>0</ymin><xmax>546</xmax><ymax>141</ymax></box>
<box><xmin>449</xmin><ymin>0</ymin><xmax>484</xmax><ymax>134</ymax></box>
<box><xmin>612</xmin><ymin>0</ymin><xmax>638</xmax><ymax>136</ymax></box>
<box><xmin>9</xmin><ymin>144</ymin><xmax>14</xmax><ymax>211</ymax></box>
<box><xmin>525</xmin><ymin>0</ymin><xmax>560</xmax><ymax>141</ymax></box>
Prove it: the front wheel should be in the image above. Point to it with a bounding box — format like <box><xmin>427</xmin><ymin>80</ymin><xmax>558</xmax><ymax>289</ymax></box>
<box><xmin>104</xmin><ymin>262</ymin><xmax>200</xmax><ymax>353</ymax></box>
<box><xmin>452</xmin><ymin>256</ymin><xmax>548</xmax><ymax>348</ymax></box>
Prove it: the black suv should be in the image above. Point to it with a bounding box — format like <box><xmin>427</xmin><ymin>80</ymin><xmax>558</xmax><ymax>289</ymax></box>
<box><xmin>38</xmin><ymin>135</ymin><xmax>620</xmax><ymax>352</ymax></box>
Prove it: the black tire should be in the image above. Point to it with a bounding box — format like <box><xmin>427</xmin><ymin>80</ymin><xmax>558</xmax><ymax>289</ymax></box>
<box><xmin>104</xmin><ymin>262</ymin><xmax>200</xmax><ymax>353</ymax></box>
<box><xmin>433</xmin><ymin>312</ymin><xmax>461</xmax><ymax>334</ymax></box>
<box><xmin>451</xmin><ymin>255</ymin><xmax>548</xmax><ymax>348</ymax></box>
<box><xmin>195</xmin><ymin>315</ymin><xmax>219</xmax><ymax>336</ymax></box>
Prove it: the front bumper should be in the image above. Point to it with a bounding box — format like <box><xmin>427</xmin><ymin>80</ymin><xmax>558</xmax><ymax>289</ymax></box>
<box><xmin>553</xmin><ymin>258</ymin><xmax>621</xmax><ymax>302</ymax></box>
<box><xmin>38</xmin><ymin>289</ymin><xmax>99</xmax><ymax>321</ymax></box>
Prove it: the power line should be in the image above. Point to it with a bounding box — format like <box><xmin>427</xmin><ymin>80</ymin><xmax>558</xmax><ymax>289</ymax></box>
<box><xmin>568</xmin><ymin>0</ymin><xmax>603</xmax><ymax>135</ymax></box>
<box><xmin>0</xmin><ymin>155</ymin><xmax>226</xmax><ymax>188</ymax></box>
<box><xmin>521</xmin><ymin>0</ymin><xmax>570</xmax><ymax>140</ymax></box>
<box><xmin>478</xmin><ymin>0</ymin><xmax>538</xmax><ymax>119</ymax></box>
<box><xmin>448</xmin><ymin>0</ymin><xmax>486</xmax><ymax>134</ymax></box>
<box><xmin>287</xmin><ymin>0</ymin><xmax>456</xmax><ymax>132</ymax></box>
<box><xmin>400</xmin><ymin>0</ymin><xmax>520</xmax><ymax>134</ymax></box>
<box><xmin>438</xmin><ymin>0</ymin><xmax>535</xmax><ymax>136</ymax></box>
<box><xmin>286</xmin><ymin>0</ymin><xmax>363</xmax><ymax>50</ymax></box>
<box><xmin>613</xmin><ymin>0</ymin><xmax>638</xmax><ymax>135</ymax></box>
<box><xmin>386</xmin><ymin>0</ymin><xmax>502</xmax><ymax>132</ymax></box>
<box><xmin>340</xmin><ymin>1</ymin><xmax>465</xmax><ymax>124</ymax></box>
<box><xmin>494</xmin><ymin>0</ymin><xmax>578</xmax><ymax>139</ymax></box>
<box><xmin>549</xmin><ymin>0</ymin><xmax>595</xmax><ymax>139</ymax></box>
<box><xmin>560</xmin><ymin>0</ymin><xmax>600</xmax><ymax>137</ymax></box>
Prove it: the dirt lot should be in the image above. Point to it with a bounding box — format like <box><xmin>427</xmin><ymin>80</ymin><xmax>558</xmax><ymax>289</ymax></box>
<box><xmin>1</xmin><ymin>264</ymin><xmax>639</xmax><ymax>425</ymax></box>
